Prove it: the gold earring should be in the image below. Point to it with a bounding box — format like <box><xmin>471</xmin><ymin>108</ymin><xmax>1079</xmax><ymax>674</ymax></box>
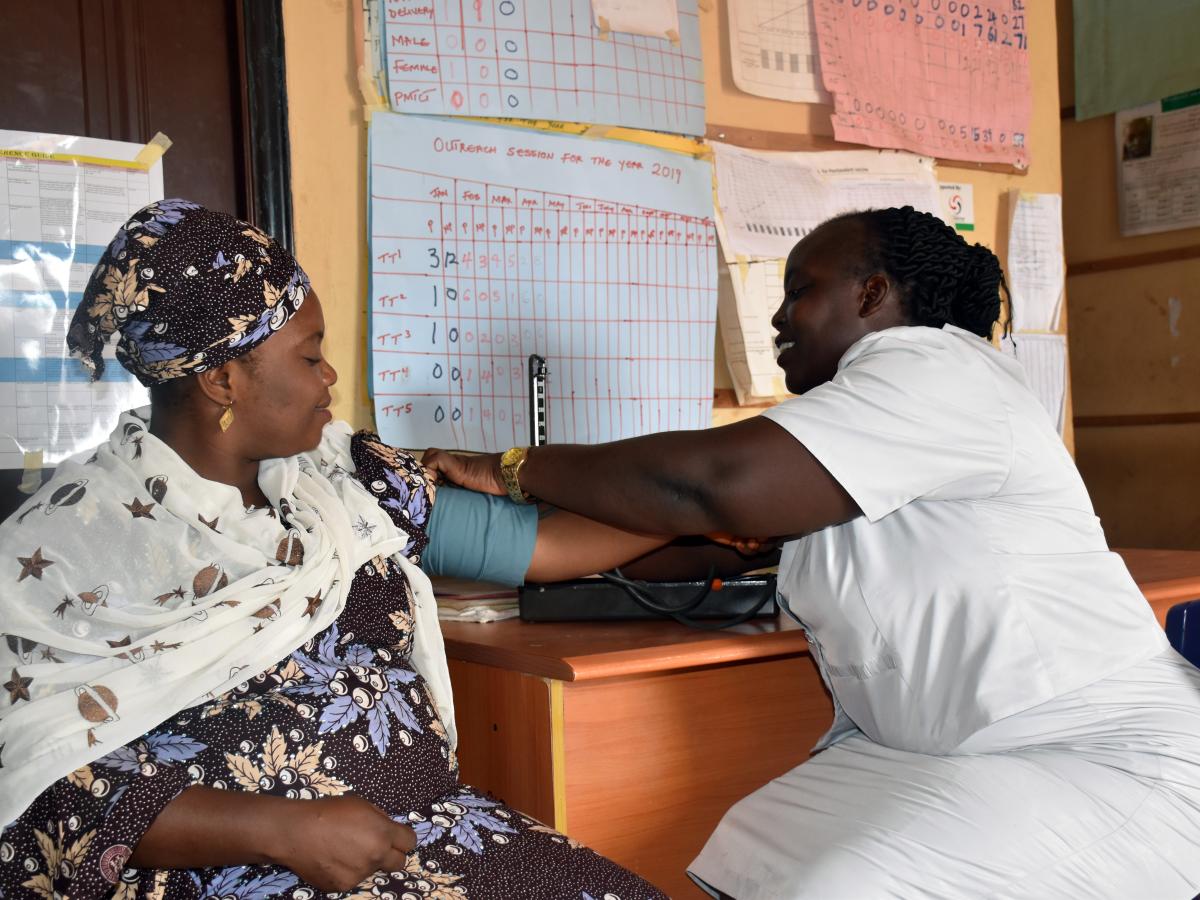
<box><xmin>218</xmin><ymin>404</ymin><xmax>235</xmax><ymax>432</ymax></box>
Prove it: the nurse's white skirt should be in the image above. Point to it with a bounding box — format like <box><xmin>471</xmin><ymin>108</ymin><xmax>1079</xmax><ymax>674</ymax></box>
<box><xmin>689</xmin><ymin>649</ymin><xmax>1200</xmax><ymax>899</ymax></box>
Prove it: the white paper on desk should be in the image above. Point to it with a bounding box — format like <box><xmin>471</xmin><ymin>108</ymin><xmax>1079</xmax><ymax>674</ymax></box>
<box><xmin>0</xmin><ymin>130</ymin><xmax>159</xmax><ymax>470</ymax></box>
<box><xmin>727</xmin><ymin>0</ymin><xmax>829</xmax><ymax>104</ymax></box>
<box><xmin>592</xmin><ymin>0</ymin><xmax>680</xmax><ymax>39</ymax></box>
<box><xmin>1002</xmin><ymin>333</ymin><xmax>1068</xmax><ymax>434</ymax></box>
<box><xmin>432</xmin><ymin>576</ymin><xmax>520</xmax><ymax>623</ymax></box>
<box><xmin>711</xmin><ymin>142</ymin><xmax>942</xmax><ymax>260</ymax></box>
<box><xmin>437</xmin><ymin>601</ymin><xmax>520</xmax><ymax>623</ymax></box>
<box><xmin>1007</xmin><ymin>192</ymin><xmax>1065</xmax><ymax>333</ymax></box>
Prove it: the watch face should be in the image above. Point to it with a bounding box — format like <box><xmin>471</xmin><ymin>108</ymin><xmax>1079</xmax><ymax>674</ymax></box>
<box><xmin>501</xmin><ymin>447</ymin><xmax>524</xmax><ymax>468</ymax></box>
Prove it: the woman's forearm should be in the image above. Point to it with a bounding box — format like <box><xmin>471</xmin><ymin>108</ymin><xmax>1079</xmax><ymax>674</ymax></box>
<box><xmin>526</xmin><ymin>506</ymin><xmax>670</xmax><ymax>582</ymax></box>
<box><xmin>129</xmin><ymin>787</ymin><xmax>415</xmax><ymax>891</ymax></box>
<box><xmin>128</xmin><ymin>786</ymin><xmax>285</xmax><ymax>869</ymax></box>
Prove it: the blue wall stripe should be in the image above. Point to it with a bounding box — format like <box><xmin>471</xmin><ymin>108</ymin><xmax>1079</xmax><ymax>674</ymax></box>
<box><xmin>0</xmin><ymin>290</ymin><xmax>86</xmax><ymax>310</ymax></box>
<box><xmin>0</xmin><ymin>240</ymin><xmax>108</xmax><ymax>263</ymax></box>
<box><xmin>0</xmin><ymin>356</ymin><xmax>135</xmax><ymax>383</ymax></box>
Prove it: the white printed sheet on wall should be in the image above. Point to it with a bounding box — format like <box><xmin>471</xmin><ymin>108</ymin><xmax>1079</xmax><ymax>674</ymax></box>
<box><xmin>368</xmin><ymin>112</ymin><xmax>717</xmax><ymax>451</ymax></box>
<box><xmin>1002</xmin><ymin>332</ymin><xmax>1067</xmax><ymax>434</ymax></box>
<box><xmin>711</xmin><ymin>142</ymin><xmax>943</xmax><ymax>260</ymax></box>
<box><xmin>1007</xmin><ymin>191</ymin><xmax>1064</xmax><ymax>333</ymax></box>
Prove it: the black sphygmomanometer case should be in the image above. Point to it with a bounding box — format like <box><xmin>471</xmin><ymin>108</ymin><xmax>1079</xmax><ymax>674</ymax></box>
<box><xmin>518</xmin><ymin>574</ymin><xmax>778</xmax><ymax>622</ymax></box>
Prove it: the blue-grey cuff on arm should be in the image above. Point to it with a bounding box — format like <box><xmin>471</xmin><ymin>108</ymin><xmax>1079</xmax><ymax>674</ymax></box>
<box><xmin>423</xmin><ymin>484</ymin><xmax>538</xmax><ymax>586</ymax></box>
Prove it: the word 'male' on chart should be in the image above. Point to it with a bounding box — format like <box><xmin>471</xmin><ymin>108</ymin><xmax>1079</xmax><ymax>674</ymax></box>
<box><xmin>383</xmin><ymin>0</ymin><xmax>706</xmax><ymax>136</ymax></box>
<box><xmin>368</xmin><ymin>112</ymin><xmax>717</xmax><ymax>453</ymax></box>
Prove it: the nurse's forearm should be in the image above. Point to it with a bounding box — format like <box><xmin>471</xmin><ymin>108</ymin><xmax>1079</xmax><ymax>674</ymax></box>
<box><xmin>424</xmin><ymin>416</ymin><xmax>860</xmax><ymax>538</ymax></box>
<box><xmin>518</xmin><ymin>433</ymin><xmax>733</xmax><ymax>535</ymax></box>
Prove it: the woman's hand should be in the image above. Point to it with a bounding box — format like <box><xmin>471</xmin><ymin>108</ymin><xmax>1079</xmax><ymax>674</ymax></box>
<box><xmin>265</xmin><ymin>795</ymin><xmax>416</xmax><ymax>891</ymax></box>
<box><xmin>131</xmin><ymin>787</ymin><xmax>416</xmax><ymax>891</ymax></box>
<box><xmin>422</xmin><ymin>448</ymin><xmax>506</xmax><ymax>496</ymax></box>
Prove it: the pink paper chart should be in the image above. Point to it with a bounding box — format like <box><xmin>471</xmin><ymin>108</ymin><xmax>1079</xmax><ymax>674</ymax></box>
<box><xmin>814</xmin><ymin>0</ymin><xmax>1032</xmax><ymax>167</ymax></box>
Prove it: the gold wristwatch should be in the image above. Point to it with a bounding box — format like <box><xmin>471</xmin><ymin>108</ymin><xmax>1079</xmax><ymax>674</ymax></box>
<box><xmin>499</xmin><ymin>446</ymin><xmax>535</xmax><ymax>504</ymax></box>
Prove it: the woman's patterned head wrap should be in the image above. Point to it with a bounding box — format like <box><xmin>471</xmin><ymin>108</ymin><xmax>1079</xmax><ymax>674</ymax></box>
<box><xmin>68</xmin><ymin>199</ymin><xmax>311</xmax><ymax>386</ymax></box>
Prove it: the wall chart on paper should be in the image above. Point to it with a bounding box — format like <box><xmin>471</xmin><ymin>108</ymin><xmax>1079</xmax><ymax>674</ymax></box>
<box><xmin>813</xmin><ymin>0</ymin><xmax>1032</xmax><ymax>167</ymax></box>
<box><xmin>382</xmin><ymin>0</ymin><xmax>706</xmax><ymax>135</ymax></box>
<box><xmin>0</xmin><ymin>130</ymin><xmax>160</xmax><ymax>471</ymax></box>
<box><xmin>369</xmin><ymin>112</ymin><xmax>716</xmax><ymax>452</ymax></box>
<box><xmin>727</xmin><ymin>0</ymin><xmax>828</xmax><ymax>104</ymax></box>
<box><xmin>711</xmin><ymin>142</ymin><xmax>942</xmax><ymax>260</ymax></box>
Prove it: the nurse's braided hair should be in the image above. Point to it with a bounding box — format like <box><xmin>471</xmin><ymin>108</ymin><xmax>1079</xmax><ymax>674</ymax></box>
<box><xmin>834</xmin><ymin>206</ymin><xmax>1011</xmax><ymax>339</ymax></box>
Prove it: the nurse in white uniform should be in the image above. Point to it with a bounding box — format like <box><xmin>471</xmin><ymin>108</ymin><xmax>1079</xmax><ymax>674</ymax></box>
<box><xmin>425</xmin><ymin>206</ymin><xmax>1200</xmax><ymax>899</ymax></box>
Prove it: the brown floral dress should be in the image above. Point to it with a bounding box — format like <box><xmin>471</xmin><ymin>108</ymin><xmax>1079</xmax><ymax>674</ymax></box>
<box><xmin>0</xmin><ymin>438</ymin><xmax>665</xmax><ymax>900</ymax></box>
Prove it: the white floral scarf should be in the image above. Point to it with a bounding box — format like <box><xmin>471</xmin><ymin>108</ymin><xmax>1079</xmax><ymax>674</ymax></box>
<box><xmin>0</xmin><ymin>410</ymin><xmax>453</xmax><ymax>827</ymax></box>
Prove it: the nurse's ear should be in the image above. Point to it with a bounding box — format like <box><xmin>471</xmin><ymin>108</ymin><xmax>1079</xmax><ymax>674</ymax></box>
<box><xmin>857</xmin><ymin>273</ymin><xmax>899</xmax><ymax>321</ymax></box>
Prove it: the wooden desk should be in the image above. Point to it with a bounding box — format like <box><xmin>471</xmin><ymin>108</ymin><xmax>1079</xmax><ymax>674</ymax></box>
<box><xmin>1116</xmin><ymin>547</ymin><xmax>1200</xmax><ymax>624</ymax></box>
<box><xmin>443</xmin><ymin>616</ymin><xmax>829</xmax><ymax>897</ymax></box>
<box><xmin>442</xmin><ymin>548</ymin><xmax>1200</xmax><ymax>897</ymax></box>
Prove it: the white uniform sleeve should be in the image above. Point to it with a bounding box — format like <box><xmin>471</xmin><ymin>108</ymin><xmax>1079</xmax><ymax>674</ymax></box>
<box><xmin>762</xmin><ymin>332</ymin><xmax>1013</xmax><ymax>523</ymax></box>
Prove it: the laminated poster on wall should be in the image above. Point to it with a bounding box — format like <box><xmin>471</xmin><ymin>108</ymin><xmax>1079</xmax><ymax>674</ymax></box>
<box><xmin>381</xmin><ymin>0</ymin><xmax>706</xmax><ymax>136</ymax></box>
<box><xmin>367</xmin><ymin>112</ymin><xmax>717</xmax><ymax>452</ymax></box>
<box><xmin>727</xmin><ymin>0</ymin><xmax>829</xmax><ymax>104</ymax></box>
<box><xmin>1116</xmin><ymin>90</ymin><xmax>1200</xmax><ymax>237</ymax></box>
<box><xmin>0</xmin><ymin>130</ymin><xmax>162</xmax><ymax>474</ymax></box>
<box><xmin>812</xmin><ymin>0</ymin><xmax>1032</xmax><ymax>167</ymax></box>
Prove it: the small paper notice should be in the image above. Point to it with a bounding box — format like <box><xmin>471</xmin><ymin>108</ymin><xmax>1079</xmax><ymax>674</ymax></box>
<box><xmin>1007</xmin><ymin>192</ymin><xmax>1065</xmax><ymax>333</ymax></box>
<box><xmin>592</xmin><ymin>0</ymin><xmax>680</xmax><ymax>40</ymax></box>
<box><xmin>939</xmin><ymin>182</ymin><xmax>975</xmax><ymax>232</ymax></box>
<box><xmin>1002</xmin><ymin>333</ymin><xmax>1068</xmax><ymax>434</ymax></box>
<box><xmin>728</xmin><ymin>0</ymin><xmax>829</xmax><ymax>104</ymax></box>
<box><xmin>718</xmin><ymin>259</ymin><xmax>790</xmax><ymax>404</ymax></box>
